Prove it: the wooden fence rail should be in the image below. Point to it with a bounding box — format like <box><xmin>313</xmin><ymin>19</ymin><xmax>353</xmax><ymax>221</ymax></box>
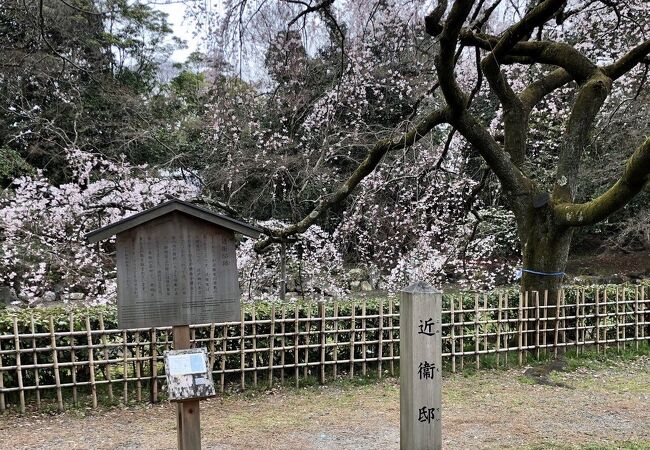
<box><xmin>0</xmin><ymin>285</ymin><xmax>648</xmax><ymax>413</ymax></box>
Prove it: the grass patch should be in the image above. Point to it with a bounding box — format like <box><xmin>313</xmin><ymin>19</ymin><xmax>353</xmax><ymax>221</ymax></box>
<box><xmin>562</xmin><ymin>342</ymin><xmax>650</xmax><ymax>372</ymax></box>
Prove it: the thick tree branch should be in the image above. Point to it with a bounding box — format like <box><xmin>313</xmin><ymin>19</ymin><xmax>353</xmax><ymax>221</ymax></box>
<box><xmin>425</xmin><ymin>0</ymin><xmax>448</xmax><ymax>37</ymax></box>
<box><xmin>555</xmin><ymin>137</ymin><xmax>650</xmax><ymax>227</ymax></box>
<box><xmin>460</xmin><ymin>36</ymin><xmax>648</xmax><ymax>110</ymax></box>
<box><xmin>519</xmin><ymin>39</ymin><xmax>650</xmax><ymax>110</ymax></box>
<box><xmin>603</xmin><ymin>40</ymin><xmax>650</xmax><ymax>79</ymax></box>
<box><xmin>487</xmin><ymin>0</ymin><xmax>565</xmax><ymax>57</ymax></box>
<box><xmin>254</xmin><ymin>108</ymin><xmax>451</xmax><ymax>251</ymax></box>
<box><xmin>454</xmin><ymin>111</ymin><xmax>532</xmax><ymax>197</ymax></box>
<box><xmin>552</xmin><ymin>71</ymin><xmax>612</xmax><ymax>202</ymax></box>
<box><xmin>519</xmin><ymin>68</ymin><xmax>572</xmax><ymax>111</ymax></box>
<box><xmin>480</xmin><ymin>51</ymin><xmax>527</xmax><ymax>165</ymax></box>
<box><xmin>472</xmin><ymin>0</ymin><xmax>576</xmax><ymax>168</ymax></box>
<box><xmin>433</xmin><ymin>0</ymin><xmax>475</xmax><ymax>112</ymax></box>
<box><xmin>463</xmin><ymin>31</ymin><xmax>599</xmax><ymax>82</ymax></box>
<box><xmin>431</xmin><ymin>0</ymin><xmax>534</xmax><ymax>206</ymax></box>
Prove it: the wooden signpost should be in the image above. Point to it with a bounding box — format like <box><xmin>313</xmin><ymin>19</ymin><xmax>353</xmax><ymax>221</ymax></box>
<box><xmin>87</xmin><ymin>199</ymin><xmax>260</xmax><ymax>450</ymax></box>
<box><xmin>400</xmin><ymin>281</ymin><xmax>442</xmax><ymax>450</ymax></box>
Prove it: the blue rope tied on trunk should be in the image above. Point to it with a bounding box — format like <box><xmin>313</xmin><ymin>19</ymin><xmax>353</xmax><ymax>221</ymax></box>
<box><xmin>514</xmin><ymin>268</ymin><xmax>566</xmax><ymax>280</ymax></box>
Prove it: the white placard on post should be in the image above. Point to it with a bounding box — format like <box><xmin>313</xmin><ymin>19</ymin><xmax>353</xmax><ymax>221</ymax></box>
<box><xmin>164</xmin><ymin>348</ymin><xmax>216</xmax><ymax>401</ymax></box>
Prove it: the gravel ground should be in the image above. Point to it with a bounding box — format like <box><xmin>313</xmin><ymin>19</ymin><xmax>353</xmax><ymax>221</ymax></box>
<box><xmin>1</xmin><ymin>356</ymin><xmax>649</xmax><ymax>449</ymax></box>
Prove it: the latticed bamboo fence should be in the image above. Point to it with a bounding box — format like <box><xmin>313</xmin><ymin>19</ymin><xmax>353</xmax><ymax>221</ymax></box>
<box><xmin>0</xmin><ymin>284</ymin><xmax>648</xmax><ymax>413</ymax></box>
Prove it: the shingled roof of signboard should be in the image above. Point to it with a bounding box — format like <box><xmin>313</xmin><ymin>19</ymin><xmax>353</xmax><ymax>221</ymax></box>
<box><xmin>85</xmin><ymin>198</ymin><xmax>262</xmax><ymax>242</ymax></box>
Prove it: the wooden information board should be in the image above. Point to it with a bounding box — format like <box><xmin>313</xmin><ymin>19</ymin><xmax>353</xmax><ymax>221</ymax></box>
<box><xmin>87</xmin><ymin>199</ymin><xmax>260</xmax><ymax>330</ymax></box>
<box><xmin>115</xmin><ymin>212</ymin><xmax>240</xmax><ymax>328</ymax></box>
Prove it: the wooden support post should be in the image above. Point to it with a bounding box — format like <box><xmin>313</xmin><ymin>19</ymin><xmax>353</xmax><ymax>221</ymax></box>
<box><xmin>240</xmin><ymin>309</ymin><xmax>246</xmax><ymax>391</ymax></box>
<box><xmin>69</xmin><ymin>314</ymin><xmax>78</xmax><ymax>406</ymax></box>
<box><xmin>559</xmin><ymin>289</ymin><xmax>567</xmax><ymax>353</ymax></box>
<box><xmin>622</xmin><ymin>286</ymin><xmax>627</xmax><ymax>350</ymax></box>
<box><xmin>269</xmin><ymin>304</ymin><xmax>276</xmax><ymax>388</ymax></box>
<box><xmin>378</xmin><ymin>299</ymin><xmax>384</xmax><ymax>379</ymax></box>
<box><xmin>304</xmin><ymin>304</ymin><xmax>311</xmax><ymax>380</ymax></box>
<box><xmin>361</xmin><ymin>300</ymin><xmax>367</xmax><ymax>377</ymax></box>
<box><xmin>503</xmin><ymin>294</ymin><xmax>508</xmax><ymax>366</ymax></box>
<box><xmin>85</xmin><ymin>315</ymin><xmax>98</xmax><ymax>408</ymax></box>
<box><xmin>173</xmin><ymin>325</ymin><xmax>201</xmax><ymax>450</ymax></box>
<box><xmin>319</xmin><ymin>302</ymin><xmax>326</xmax><ymax>384</ymax></box>
<box><xmin>252</xmin><ymin>306</ymin><xmax>258</xmax><ymax>388</ymax></box>
<box><xmin>634</xmin><ymin>286</ymin><xmax>639</xmax><ymax>351</ymax></box>
<box><xmin>12</xmin><ymin>317</ymin><xmax>25</xmax><ymax>414</ymax></box>
<box><xmin>459</xmin><ymin>298</ymin><xmax>465</xmax><ymax>371</ymax></box>
<box><xmin>220</xmin><ymin>325</ymin><xmax>227</xmax><ymax>393</ymax></box>
<box><xmin>209</xmin><ymin>323</ymin><xmax>216</xmax><ymax>373</ymax></box>
<box><xmin>595</xmin><ymin>289</ymin><xmax>600</xmax><ymax>354</ymax></box>
<box><xmin>349</xmin><ymin>303</ymin><xmax>356</xmax><ymax>380</ymax></box>
<box><xmin>151</xmin><ymin>327</ymin><xmax>158</xmax><ymax>403</ymax></box>
<box><xmin>483</xmin><ymin>294</ymin><xmax>488</xmax><ymax>360</ymax></box>
<box><xmin>99</xmin><ymin>314</ymin><xmax>114</xmax><ymax>403</ymax></box>
<box><xmin>474</xmin><ymin>294</ymin><xmax>480</xmax><ymax>370</ymax></box>
<box><xmin>400</xmin><ymin>282</ymin><xmax>442</xmax><ymax>450</ymax></box>
<box><xmin>389</xmin><ymin>299</ymin><xmax>395</xmax><ymax>376</ymax></box>
<box><xmin>122</xmin><ymin>330</ymin><xmax>129</xmax><ymax>404</ymax></box>
<box><xmin>640</xmin><ymin>286</ymin><xmax>647</xmax><ymax>340</ymax></box>
<box><xmin>614</xmin><ymin>286</ymin><xmax>621</xmax><ymax>353</ymax></box>
<box><xmin>542</xmin><ymin>291</ymin><xmax>548</xmax><ymax>356</ymax></box>
<box><xmin>518</xmin><ymin>293</ymin><xmax>524</xmax><ymax>365</ymax></box>
<box><xmin>523</xmin><ymin>291</ymin><xmax>529</xmax><ymax>356</ymax></box>
<box><xmin>150</xmin><ymin>327</ymin><xmax>158</xmax><ymax>403</ymax></box>
<box><xmin>535</xmin><ymin>292</ymin><xmax>540</xmax><ymax>360</ymax></box>
<box><xmin>450</xmin><ymin>297</ymin><xmax>456</xmax><ymax>373</ymax></box>
<box><xmin>135</xmin><ymin>329</ymin><xmax>142</xmax><ymax>402</ymax></box>
<box><xmin>49</xmin><ymin>317</ymin><xmax>63</xmax><ymax>411</ymax></box>
<box><xmin>0</xmin><ymin>325</ymin><xmax>5</xmax><ymax>412</ymax></box>
<box><xmin>575</xmin><ymin>290</ymin><xmax>580</xmax><ymax>355</ymax></box>
<box><xmin>280</xmin><ymin>305</ymin><xmax>286</xmax><ymax>385</ymax></box>
<box><xmin>603</xmin><ymin>290</ymin><xmax>608</xmax><ymax>355</ymax></box>
<box><xmin>294</xmin><ymin>304</ymin><xmax>300</xmax><ymax>388</ymax></box>
<box><xmin>30</xmin><ymin>315</ymin><xmax>41</xmax><ymax>409</ymax></box>
<box><xmin>495</xmin><ymin>294</ymin><xmax>502</xmax><ymax>367</ymax></box>
<box><xmin>333</xmin><ymin>302</ymin><xmax>339</xmax><ymax>379</ymax></box>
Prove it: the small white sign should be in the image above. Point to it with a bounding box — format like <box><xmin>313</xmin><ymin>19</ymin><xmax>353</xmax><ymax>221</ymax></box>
<box><xmin>167</xmin><ymin>353</ymin><xmax>207</xmax><ymax>376</ymax></box>
<box><xmin>164</xmin><ymin>348</ymin><xmax>216</xmax><ymax>401</ymax></box>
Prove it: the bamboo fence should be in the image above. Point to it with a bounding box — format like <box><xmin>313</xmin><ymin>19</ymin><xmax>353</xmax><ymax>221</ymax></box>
<box><xmin>0</xmin><ymin>285</ymin><xmax>648</xmax><ymax>413</ymax></box>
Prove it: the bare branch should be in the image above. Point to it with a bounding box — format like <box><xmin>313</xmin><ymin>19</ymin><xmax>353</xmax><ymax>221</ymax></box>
<box><xmin>286</xmin><ymin>0</ymin><xmax>335</xmax><ymax>28</ymax></box>
<box><xmin>254</xmin><ymin>107</ymin><xmax>451</xmax><ymax>251</ymax></box>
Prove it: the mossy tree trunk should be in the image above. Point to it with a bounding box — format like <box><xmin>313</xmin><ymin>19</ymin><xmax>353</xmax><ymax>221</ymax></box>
<box><xmin>519</xmin><ymin>217</ymin><xmax>571</xmax><ymax>300</ymax></box>
<box><xmin>516</xmin><ymin>206</ymin><xmax>573</xmax><ymax>349</ymax></box>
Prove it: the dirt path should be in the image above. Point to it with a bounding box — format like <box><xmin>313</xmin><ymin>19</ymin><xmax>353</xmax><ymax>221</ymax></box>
<box><xmin>2</xmin><ymin>356</ymin><xmax>649</xmax><ymax>450</ymax></box>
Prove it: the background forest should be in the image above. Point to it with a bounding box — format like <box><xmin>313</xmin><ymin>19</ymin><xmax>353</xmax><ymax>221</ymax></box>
<box><xmin>0</xmin><ymin>0</ymin><xmax>648</xmax><ymax>305</ymax></box>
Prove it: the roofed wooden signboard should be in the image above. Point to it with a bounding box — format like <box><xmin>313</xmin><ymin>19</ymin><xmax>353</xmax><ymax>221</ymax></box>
<box><xmin>86</xmin><ymin>199</ymin><xmax>260</xmax><ymax>329</ymax></box>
